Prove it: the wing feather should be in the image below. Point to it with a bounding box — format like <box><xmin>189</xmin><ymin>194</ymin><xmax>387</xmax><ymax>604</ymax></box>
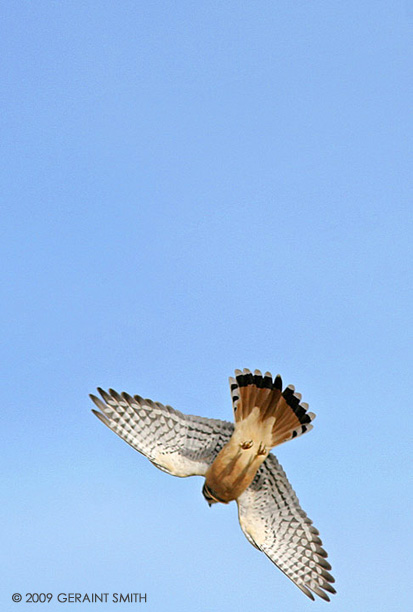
<box><xmin>90</xmin><ymin>388</ymin><xmax>233</xmax><ymax>477</ymax></box>
<box><xmin>237</xmin><ymin>453</ymin><xmax>335</xmax><ymax>601</ymax></box>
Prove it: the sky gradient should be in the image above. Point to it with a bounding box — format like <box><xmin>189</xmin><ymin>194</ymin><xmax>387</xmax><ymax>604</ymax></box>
<box><xmin>2</xmin><ymin>2</ymin><xmax>412</xmax><ymax>611</ymax></box>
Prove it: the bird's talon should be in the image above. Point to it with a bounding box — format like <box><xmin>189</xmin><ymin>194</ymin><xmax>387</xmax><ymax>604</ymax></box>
<box><xmin>240</xmin><ymin>440</ymin><xmax>254</xmax><ymax>450</ymax></box>
<box><xmin>257</xmin><ymin>443</ymin><xmax>267</xmax><ymax>456</ymax></box>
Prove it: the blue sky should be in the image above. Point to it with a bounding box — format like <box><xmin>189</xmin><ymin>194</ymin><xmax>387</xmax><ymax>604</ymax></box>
<box><xmin>1</xmin><ymin>2</ymin><xmax>412</xmax><ymax>610</ymax></box>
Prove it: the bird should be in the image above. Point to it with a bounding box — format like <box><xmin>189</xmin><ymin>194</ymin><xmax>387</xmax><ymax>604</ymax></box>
<box><xmin>90</xmin><ymin>368</ymin><xmax>335</xmax><ymax>602</ymax></box>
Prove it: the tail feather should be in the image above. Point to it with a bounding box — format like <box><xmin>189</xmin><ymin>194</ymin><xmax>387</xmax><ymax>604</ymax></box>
<box><xmin>229</xmin><ymin>376</ymin><xmax>241</xmax><ymax>416</ymax></box>
<box><xmin>230</xmin><ymin>368</ymin><xmax>315</xmax><ymax>448</ymax></box>
<box><xmin>253</xmin><ymin>370</ymin><xmax>273</xmax><ymax>417</ymax></box>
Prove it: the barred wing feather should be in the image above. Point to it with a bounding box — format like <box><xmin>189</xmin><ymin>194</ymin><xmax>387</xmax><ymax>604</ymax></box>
<box><xmin>237</xmin><ymin>453</ymin><xmax>335</xmax><ymax>601</ymax></box>
<box><xmin>90</xmin><ymin>388</ymin><xmax>234</xmax><ymax>477</ymax></box>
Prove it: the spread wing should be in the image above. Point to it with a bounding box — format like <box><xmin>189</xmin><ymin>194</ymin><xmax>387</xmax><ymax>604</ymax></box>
<box><xmin>237</xmin><ymin>453</ymin><xmax>335</xmax><ymax>601</ymax></box>
<box><xmin>90</xmin><ymin>388</ymin><xmax>234</xmax><ymax>477</ymax></box>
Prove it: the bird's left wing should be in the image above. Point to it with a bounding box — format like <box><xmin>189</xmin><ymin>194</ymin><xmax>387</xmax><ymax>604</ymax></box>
<box><xmin>90</xmin><ymin>388</ymin><xmax>234</xmax><ymax>477</ymax></box>
<box><xmin>236</xmin><ymin>453</ymin><xmax>335</xmax><ymax>602</ymax></box>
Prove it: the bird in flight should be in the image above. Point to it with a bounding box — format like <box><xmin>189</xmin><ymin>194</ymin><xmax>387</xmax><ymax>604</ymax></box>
<box><xmin>90</xmin><ymin>368</ymin><xmax>335</xmax><ymax>602</ymax></box>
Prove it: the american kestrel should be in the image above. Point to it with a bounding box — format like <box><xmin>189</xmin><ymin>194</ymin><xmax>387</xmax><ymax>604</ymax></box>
<box><xmin>91</xmin><ymin>368</ymin><xmax>335</xmax><ymax>601</ymax></box>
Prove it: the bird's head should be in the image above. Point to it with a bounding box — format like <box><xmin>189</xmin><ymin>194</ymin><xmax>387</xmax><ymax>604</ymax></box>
<box><xmin>202</xmin><ymin>482</ymin><xmax>220</xmax><ymax>507</ymax></box>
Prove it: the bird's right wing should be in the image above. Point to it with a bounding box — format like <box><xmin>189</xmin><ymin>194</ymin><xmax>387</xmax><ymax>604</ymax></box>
<box><xmin>236</xmin><ymin>453</ymin><xmax>335</xmax><ymax>601</ymax></box>
<box><xmin>90</xmin><ymin>388</ymin><xmax>234</xmax><ymax>477</ymax></box>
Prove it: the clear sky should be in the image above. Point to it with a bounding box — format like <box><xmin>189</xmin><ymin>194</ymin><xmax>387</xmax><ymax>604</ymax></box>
<box><xmin>1</xmin><ymin>2</ymin><xmax>412</xmax><ymax>611</ymax></box>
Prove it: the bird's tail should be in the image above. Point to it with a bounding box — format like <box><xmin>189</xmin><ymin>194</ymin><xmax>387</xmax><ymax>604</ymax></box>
<box><xmin>229</xmin><ymin>369</ymin><xmax>315</xmax><ymax>447</ymax></box>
